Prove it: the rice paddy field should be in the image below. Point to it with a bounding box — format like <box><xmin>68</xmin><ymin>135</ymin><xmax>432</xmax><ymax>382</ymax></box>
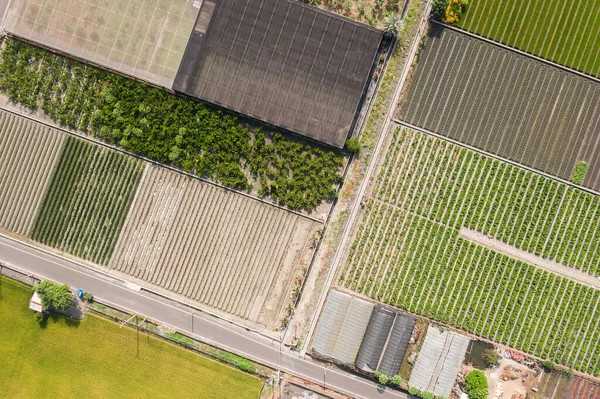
<box><xmin>457</xmin><ymin>0</ymin><xmax>600</xmax><ymax>77</ymax></box>
<box><xmin>340</xmin><ymin>126</ymin><xmax>600</xmax><ymax>376</ymax></box>
<box><xmin>398</xmin><ymin>25</ymin><xmax>600</xmax><ymax>191</ymax></box>
<box><xmin>0</xmin><ymin>277</ymin><xmax>263</xmax><ymax>399</ymax></box>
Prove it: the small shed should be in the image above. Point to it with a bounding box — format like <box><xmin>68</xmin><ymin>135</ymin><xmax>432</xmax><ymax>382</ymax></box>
<box><xmin>29</xmin><ymin>291</ymin><xmax>44</xmax><ymax>313</ymax></box>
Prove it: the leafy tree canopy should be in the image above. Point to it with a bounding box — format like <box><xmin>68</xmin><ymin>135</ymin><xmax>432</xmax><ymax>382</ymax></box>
<box><xmin>465</xmin><ymin>370</ymin><xmax>488</xmax><ymax>399</ymax></box>
<box><xmin>34</xmin><ymin>280</ymin><xmax>72</xmax><ymax>311</ymax></box>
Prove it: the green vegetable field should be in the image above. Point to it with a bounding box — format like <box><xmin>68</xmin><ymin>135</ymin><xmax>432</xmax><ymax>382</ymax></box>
<box><xmin>0</xmin><ymin>39</ymin><xmax>343</xmax><ymax>211</ymax></box>
<box><xmin>31</xmin><ymin>136</ymin><xmax>144</xmax><ymax>264</ymax></box>
<box><xmin>0</xmin><ymin>277</ymin><xmax>262</xmax><ymax>399</ymax></box>
<box><xmin>341</xmin><ymin>127</ymin><xmax>600</xmax><ymax>375</ymax></box>
<box><xmin>458</xmin><ymin>0</ymin><xmax>600</xmax><ymax>77</ymax></box>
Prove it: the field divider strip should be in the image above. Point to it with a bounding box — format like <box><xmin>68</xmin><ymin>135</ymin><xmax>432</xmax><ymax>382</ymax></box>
<box><xmin>0</xmin><ymin>106</ymin><xmax>324</xmax><ymax>225</ymax></box>
<box><xmin>431</xmin><ymin>20</ymin><xmax>600</xmax><ymax>84</ymax></box>
<box><xmin>459</xmin><ymin>227</ymin><xmax>600</xmax><ymax>289</ymax></box>
<box><xmin>392</xmin><ymin>119</ymin><xmax>600</xmax><ymax>197</ymax></box>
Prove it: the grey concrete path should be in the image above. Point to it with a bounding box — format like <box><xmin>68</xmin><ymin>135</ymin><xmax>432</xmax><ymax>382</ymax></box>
<box><xmin>460</xmin><ymin>228</ymin><xmax>600</xmax><ymax>289</ymax></box>
<box><xmin>0</xmin><ymin>234</ymin><xmax>406</xmax><ymax>399</ymax></box>
<box><xmin>0</xmin><ymin>0</ymin><xmax>11</xmax><ymax>31</ymax></box>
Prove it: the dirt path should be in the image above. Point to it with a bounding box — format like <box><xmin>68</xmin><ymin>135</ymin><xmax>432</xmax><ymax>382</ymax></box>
<box><xmin>460</xmin><ymin>227</ymin><xmax>600</xmax><ymax>289</ymax></box>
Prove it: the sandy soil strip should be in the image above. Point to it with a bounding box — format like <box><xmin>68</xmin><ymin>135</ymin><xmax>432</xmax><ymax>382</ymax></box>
<box><xmin>459</xmin><ymin>227</ymin><xmax>600</xmax><ymax>289</ymax></box>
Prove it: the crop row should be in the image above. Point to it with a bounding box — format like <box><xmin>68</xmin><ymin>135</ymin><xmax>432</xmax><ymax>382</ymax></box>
<box><xmin>0</xmin><ymin>110</ymin><xmax>66</xmax><ymax>235</ymax></box>
<box><xmin>109</xmin><ymin>165</ymin><xmax>318</xmax><ymax>326</ymax></box>
<box><xmin>340</xmin><ymin>126</ymin><xmax>600</xmax><ymax>375</ymax></box>
<box><xmin>398</xmin><ymin>26</ymin><xmax>600</xmax><ymax>191</ymax></box>
<box><xmin>31</xmin><ymin>136</ymin><xmax>143</xmax><ymax>264</ymax></box>
<box><xmin>458</xmin><ymin>0</ymin><xmax>600</xmax><ymax>78</ymax></box>
<box><xmin>376</xmin><ymin>126</ymin><xmax>600</xmax><ymax>276</ymax></box>
<box><xmin>0</xmin><ymin>38</ymin><xmax>343</xmax><ymax>211</ymax></box>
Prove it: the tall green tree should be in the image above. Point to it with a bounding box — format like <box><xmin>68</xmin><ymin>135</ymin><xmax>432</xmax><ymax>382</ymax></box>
<box><xmin>34</xmin><ymin>280</ymin><xmax>72</xmax><ymax>311</ymax></box>
<box><xmin>465</xmin><ymin>370</ymin><xmax>488</xmax><ymax>399</ymax></box>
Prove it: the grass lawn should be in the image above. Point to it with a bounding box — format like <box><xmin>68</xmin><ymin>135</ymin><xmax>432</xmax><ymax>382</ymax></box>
<box><xmin>458</xmin><ymin>0</ymin><xmax>600</xmax><ymax>77</ymax></box>
<box><xmin>0</xmin><ymin>277</ymin><xmax>263</xmax><ymax>399</ymax></box>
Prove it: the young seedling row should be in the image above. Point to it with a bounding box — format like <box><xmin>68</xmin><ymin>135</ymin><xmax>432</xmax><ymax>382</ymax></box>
<box><xmin>31</xmin><ymin>136</ymin><xmax>144</xmax><ymax>264</ymax></box>
<box><xmin>459</xmin><ymin>0</ymin><xmax>600</xmax><ymax>77</ymax></box>
<box><xmin>340</xmin><ymin>127</ymin><xmax>600</xmax><ymax>376</ymax></box>
<box><xmin>398</xmin><ymin>26</ymin><xmax>600</xmax><ymax>191</ymax></box>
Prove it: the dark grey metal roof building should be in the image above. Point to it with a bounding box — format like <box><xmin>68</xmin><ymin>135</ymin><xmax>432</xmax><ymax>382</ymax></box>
<box><xmin>355</xmin><ymin>306</ymin><xmax>417</xmax><ymax>377</ymax></box>
<box><xmin>173</xmin><ymin>0</ymin><xmax>383</xmax><ymax>148</ymax></box>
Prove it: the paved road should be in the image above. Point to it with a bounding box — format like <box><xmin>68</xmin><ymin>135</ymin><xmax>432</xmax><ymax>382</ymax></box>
<box><xmin>0</xmin><ymin>235</ymin><xmax>406</xmax><ymax>399</ymax></box>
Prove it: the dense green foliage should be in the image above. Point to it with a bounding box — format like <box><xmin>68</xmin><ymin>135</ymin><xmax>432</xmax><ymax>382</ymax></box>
<box><xmin>458</xmin><ymin>0</ymin><xmax>600</xmax><ymax>77</ymax></box>
<box><xmin>482</xmin><ymin>349</ymin><xmax>499</xmax><ymax>367</ymax></box>
<box><xmin>0</xmin><ymin>278</ymin><xmax>262</xmax><ymax>398</ymax></box>
<box><xmin>31</xmin><ymin>136</ymin><xmax>143</xmax><ymax>264</ymax></box>
<box><xmin>345</xmin><ymin>137</ymin><xmax>362</xmax><ymax>154</ymax></box>
<box><xmin>343</xmin><ymin>127</ymin><xmax>600</xmax><ymax>376</ymax></box>
<box><xmin>465</xmin><ymin>370</ymin><xmax>488</xmax><ymax>399</ymax></box>
<box><xmin>391</xmin><ymin>374</ymin><xmax>403</xmax><ymax>385</ymax></box>
<box><xmin>570</xmin><ymin>162</ymin><xmax>588</xmax><ymax>185</ymax></box>
<box><xmin>431</xmin><ymin>0</ymin><xmax>448</xmax><ymax>18</ymax></box>
<box><xmin>0</xmin><ymin>39</ymin><xmax>343</xmax><ymax>210</ymax></box>
<box><xmin>213</xmin><ymin>351</ymin><xmax>256</xmax><ymax>374</ymax></box>
<box><xmin>34</xmin><ymin>280</ymin><xmax>72</xmax><ymax>311</ymax></box>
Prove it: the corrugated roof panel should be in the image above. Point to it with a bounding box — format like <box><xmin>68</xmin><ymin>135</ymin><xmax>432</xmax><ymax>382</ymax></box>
<box><xmin>355</xmin><ymin>306</ymin><xmax>396</xmax><ymax>372</ymax></box>
<box><xmin>332</xmin><ymin>297</ymin><xmax>374</xmax><ymax>364</ymax></box>
<box><xmin>377</xmin><ymin>313</ymin><xmax>417</xmax><ymax>377</ymax></box>
<box><xmin>409</xmin><ymin>326</ymin><xmax>470</xmax><ymax>398</ymax></box>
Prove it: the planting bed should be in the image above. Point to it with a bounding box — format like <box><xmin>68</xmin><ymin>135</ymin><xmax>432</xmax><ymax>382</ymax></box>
<box><xmin>0</xmin><ymin>109</ymin><xmax>65</xmax><ymax>235</ymax></box>
<box><xmin>0</xmin><ymin>38</ymin><xmax>344</xmax><ymax>211</ymax></box>
<box><xmin>534</xmin><ymin>372</ymin><xmax>600</xmax><ymax>399</ymax></box>
<box><xmin>3</xmin><ymin>0</ymin><xmax>199</xmax><ymax>86</ymax></box>
<box><xmin>109</xmin><ymin>164</ymin><xmax>320</xmax><ymax>329</ymax></box>
<box><xmin>340</xmin><ymin>126</ymin><xmax>600</xmax><ymax>375</ymax></box>
<box><xmin>458</xmin><ymin>0</ymin><xmax>600</xmax><ymax>78</ymax></box>
<box><xmin>32</xmin><ymin>136</ymin><xmax>143</xmax><ymax>265</ymax></box>
<box><xmin>398</xmin><ymin>26</ymin><xmax>600</xmax><ymax>191</ymax></box>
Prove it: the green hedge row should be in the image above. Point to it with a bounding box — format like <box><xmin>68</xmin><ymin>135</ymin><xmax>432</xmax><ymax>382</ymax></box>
<box><xmin>0</xmin><ymin>39</ymin><xmax>343</xmax><ymax>210</ymax></box>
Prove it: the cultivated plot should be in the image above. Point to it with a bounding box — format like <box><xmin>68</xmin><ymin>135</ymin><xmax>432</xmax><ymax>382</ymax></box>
<box><xmin>0</xmin><ymin>110</ymin><xmax>65</xmax><ymax>235</ymax></box>
<box><xmin>32</xmin><ymin>136</ymin><xmax>144</xmax><ymax>265</ymax></box>
<box><xmin>398</xmin><ymin>26</ymin><xmax>600</xmax><ymax>191</ymax></box>
<box><xmin>110</xmin><ymin>164</ymin><xmax>320</xmax><ymax>329</ymax></box>
<box><xmin>341</xmin><ymin>127</ymin><xmax>600</xmax><ymax>375</ymax></box>
<box><xmin>4</xmin><ymin>0</ymin><xmax>200</xmax><ymax>86</ymax></box>
<box><xmin>458</xmin><ymin>0</ymin><xmax>600</xmax><ymax>77</ymax></box>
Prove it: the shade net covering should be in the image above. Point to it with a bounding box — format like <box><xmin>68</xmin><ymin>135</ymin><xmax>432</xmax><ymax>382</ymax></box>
<box><xmin>173</xmin><ymin>0</ymin><xmax>382</xmax><ymax>147</ymax></box>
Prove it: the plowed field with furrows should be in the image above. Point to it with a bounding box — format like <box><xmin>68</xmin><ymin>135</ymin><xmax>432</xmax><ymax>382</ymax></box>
<box><xmin>110</xmin><ymin>165</ymin><xmax>319</xmax><ymax>328</ymax></box>
<box><xmin>398</xmin><ymin>25</ymin><xmax>600</xmax><ymax>191</ymax></box>
<box><xmin>31</xmin><ymin>136</ymin><xmax>143</xmax><ymax>264</ymax></box>
<box><xmin>0</xmin><ymin>110</ymin><xmax>65</xmax><ymax>235</ymax></box>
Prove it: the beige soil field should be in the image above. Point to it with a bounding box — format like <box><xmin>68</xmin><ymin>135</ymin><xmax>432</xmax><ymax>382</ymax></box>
<box><xmin>0</xmin><ymin>109</ymin><xmax>65</xmax><ymax>235</ymax></box>
<box><xmin>110</xmin><ymin>164</ymin><xmax>321</xmax><ymax>331</ymax></box>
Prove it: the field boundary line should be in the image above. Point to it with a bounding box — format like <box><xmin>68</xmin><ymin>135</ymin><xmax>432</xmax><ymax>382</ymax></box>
<box><xmin>0</xmin><ymin>106</ymin><xmax>324</xmax><ymax>225</ymax></box>
<box><xmin>432</xmin><ymin>20</ymin><xmax>600</xmax><ymax>84</ymax></box>
<box><xmin>299</xmin><ymin>0</ymin><xmax>433</xmax><ymax>357</ymax></box>
<box><xmin>392</xmin><ymin>119</ymin><xmax>600</xmax><ymax>197</ymax></box>
<box><xmin>0</xmin><ymin>233</ymin><xmax>282</xmax><ymax>343</ymax></box>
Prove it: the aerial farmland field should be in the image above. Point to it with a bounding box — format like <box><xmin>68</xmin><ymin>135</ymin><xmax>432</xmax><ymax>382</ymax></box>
<box><xmin>3</xmin><ymin>0</ymin><xmax>200</xmax><ymax>86</ymax></box>
<box><xmin>31</xmin><ymin>135</ymin><xmax>144</xmax><ymax>264</ymax></box>
<box><xmin>457</xmin><ymin>0</ymin><xmax>600</xmax><ymax>78</ymax></box>
<box><xmin>110</xmin><ymin>164</ymin><xmax>320</xmax><ymax>329</ymax></box>
<box><xmin>398</xmin><ymin>25</ymin><xmax>600</xmax><ymax>191</ymax></box>
<box><xmin>340</xmin><ymin>126</ymin><xmax>600</xmax><ymax>375</ymax></box>
<box><xmin>0</xmin><ymin>110</ymin><xmax>65</xmax><ymax>236</ymax></box>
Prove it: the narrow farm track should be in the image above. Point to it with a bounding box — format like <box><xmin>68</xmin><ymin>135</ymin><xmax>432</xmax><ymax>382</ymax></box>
<box><xmin>340</xmin><ymin>126</ymin><xmax>600</xmax><ymax>376</ymax></box>
<box><xmin>398</xmin><ymin>25</ymin><xmax>600</xmax><ymax>192</ymax></box>
<box><xmin>458</xmin><ymin>0</ymin><xmax>600</xmax><ymax>78</ymax></box>
<box><xmin>0</xmin><ymin>110</ymin><xmax>65</xmax><ymax>235</ymax></box>
<box><xmin>110</xmin><ymin>165</ymin><xmax>320</xmax><ymax>329</ymax></box>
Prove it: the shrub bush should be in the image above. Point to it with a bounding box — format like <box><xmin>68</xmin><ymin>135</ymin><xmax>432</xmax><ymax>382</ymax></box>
<box><xmin>465</xmin><ymin>370</ymin><xmax>488</xmax><ymax>399</ymax></box>
<box><xmin>391</xmin><ymin>374</ymin><xmax>403</xmax><ymax>386</ymax></box>
<box><xmin>482</xmin><ymin>349</ymin><xmax>499</xmax><ymax>367</ymax></box>
<box><xmin>541</xmin><ymin>360</ymin><xmax>555</xmax><ymax>373</ymax></box>
<box><xmin>570</xmin><ymin>161</ymin><xmax>588</xmax><ymax>184</ymax></box>
<box><xmin>345</xmin><ymin>137</ymin><xmax>362</xmax><ymax>154</ymax></box>
<box><xmin>34</xmin><ymin>280</ymin><xmax>72</xmax><ymax>310</ymax></box>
